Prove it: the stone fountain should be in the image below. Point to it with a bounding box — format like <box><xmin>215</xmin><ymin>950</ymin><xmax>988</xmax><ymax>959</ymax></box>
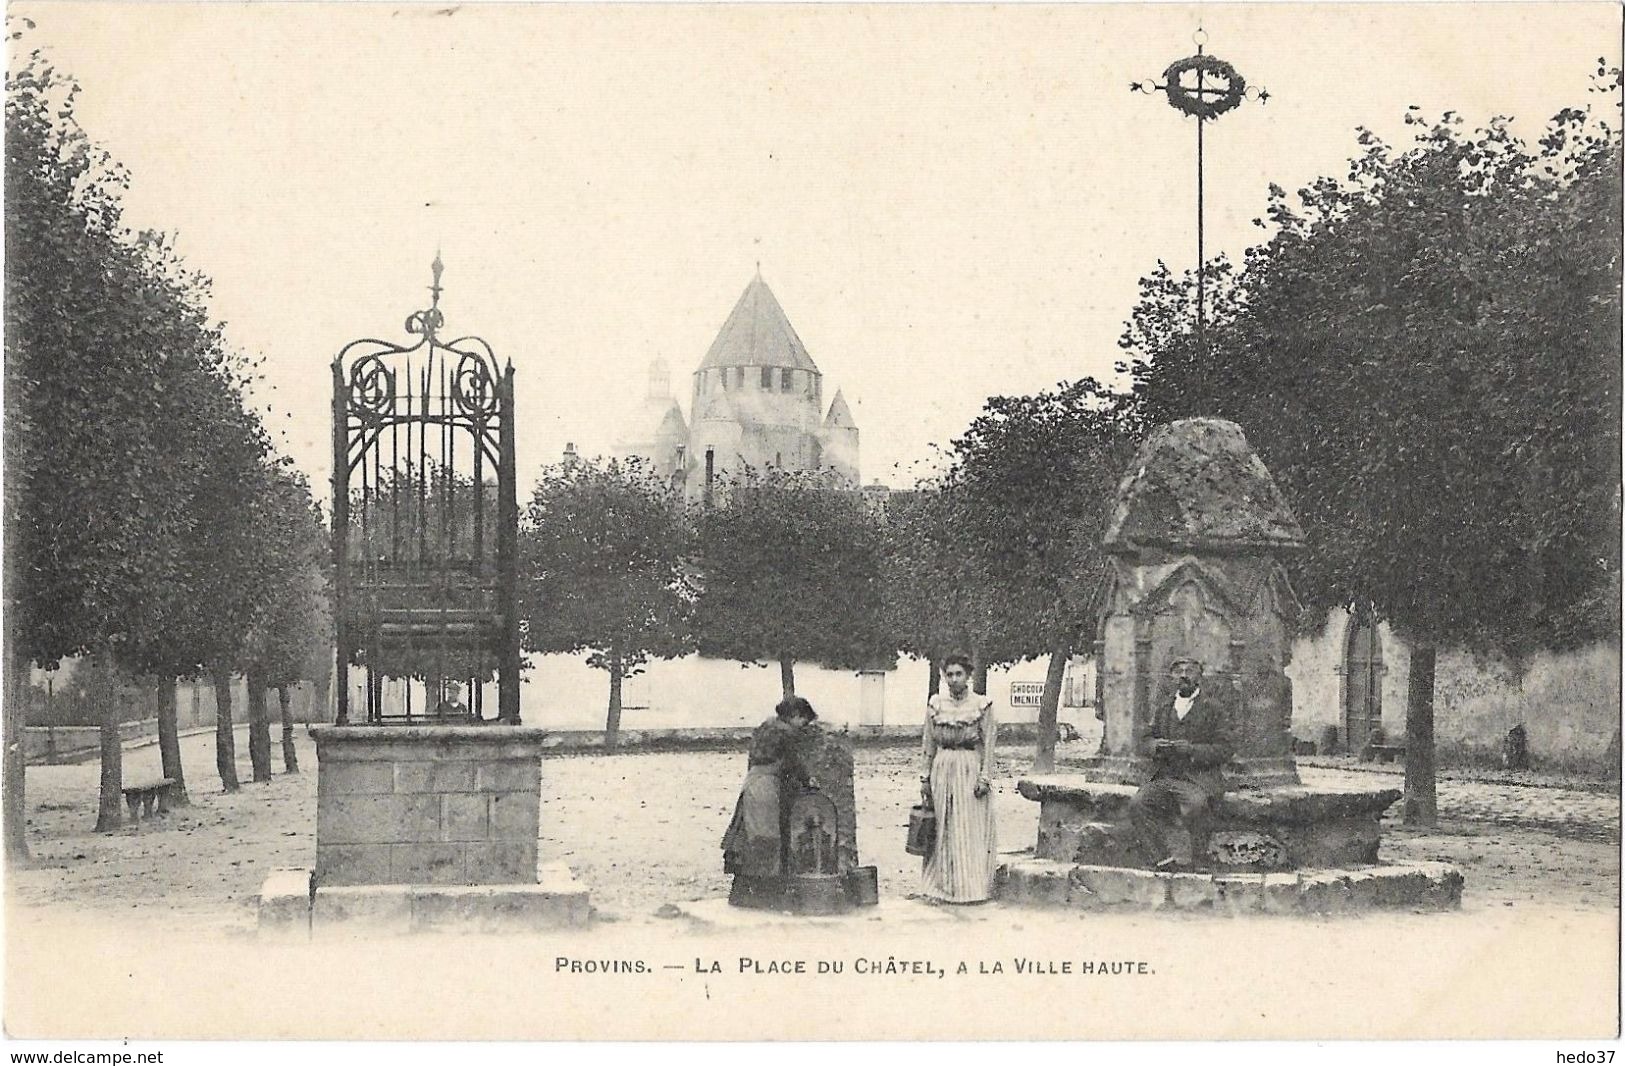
<box><xmin>1003</xmin><ymin>419</ymin><xmax>1463</xmax><ymax>913</ymax></box>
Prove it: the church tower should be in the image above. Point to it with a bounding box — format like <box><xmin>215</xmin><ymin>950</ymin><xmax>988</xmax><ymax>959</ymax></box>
<box><xmin>613</xmin><ymin>355</ymin><xmax>688</xmax><ymax>482</ymax></box>
<box><xmin>685</xmin><ymin>271</ymin><xmax>859</xmax><ymax>500</ymax></box>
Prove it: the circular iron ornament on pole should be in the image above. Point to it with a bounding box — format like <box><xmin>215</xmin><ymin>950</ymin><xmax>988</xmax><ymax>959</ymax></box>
<box><xmin>1162</xmin><ymin>54</ymin><xmax>1247</xmax><ymax>120</ymax></box>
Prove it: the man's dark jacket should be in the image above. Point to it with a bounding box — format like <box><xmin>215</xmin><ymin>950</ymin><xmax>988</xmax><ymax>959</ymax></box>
<box><xmin>1138</xmin><ymin>681</ymin><xmax>1236</xmax><ymax>800</ymax></box>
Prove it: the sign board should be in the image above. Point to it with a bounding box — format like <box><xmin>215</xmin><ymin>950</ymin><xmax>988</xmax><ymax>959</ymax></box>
<box><xmin>1010</xmin><ymin>681</ymin><xmax>1045</xmax><ymax>708</ymax></box>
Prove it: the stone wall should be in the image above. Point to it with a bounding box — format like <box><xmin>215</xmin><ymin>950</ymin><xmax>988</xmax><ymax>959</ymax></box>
<box><xmin>1287</xmin><ymin>607</ymin><xmax>1620</xmax><ymax>771</ymax></box>
<box><xmin>24</xmin><ymin>719</ymin><xmax>157</xmax><ymax>764</ymax></box>
<box><xmin>313</xmin><ymin>727</ymin><xmax>545</xmax><ymax>886</ymax></box>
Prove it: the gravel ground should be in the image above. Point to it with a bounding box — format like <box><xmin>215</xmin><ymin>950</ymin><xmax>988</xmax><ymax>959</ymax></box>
<box><xmin>6</xmin><ymin>727</ymin><xmax>1619</xmax><ymax>933</ymax></box>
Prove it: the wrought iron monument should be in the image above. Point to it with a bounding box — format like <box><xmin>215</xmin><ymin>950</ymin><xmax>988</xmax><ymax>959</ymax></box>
<box><xmin>331</xmin><ymin>257</ymin><xmax>521</xmax><ymax>725</ymax></box>
<box><xmin>1131</xmin><ymin>29</ymin><xmax>1268</xmax><ymax>372</ymax></box>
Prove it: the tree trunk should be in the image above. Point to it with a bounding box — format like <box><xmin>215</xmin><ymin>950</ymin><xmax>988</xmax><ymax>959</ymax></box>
<box><xmin>927</xmin><ymin>652</ymin><xmax>941</xmax><ymax>698</ymax></box>
<box><xmin>156</xmin><ymin>676</ymin><xmax>190</xmax><ymax>806</ymax></box>
<box><xmin>972</xmin><ymin>658</ymin><xmax>988</xmax><ymax>697</ymax></box>
<box><xmin>605</xmin><ymin>649</ymin><xmax>623</xmax><ymax>751</ymax></box>
<box><xmin>779</xmin><ymin>653</ymin><xmax>796</xmax><ymax>698</ymax></box>
<box><xmin>313</xmin><ymin>670</ymin><xmax>333</xmax><ymax>725</ymax></box>
<box><xmin>1033</xmin><ymin>642</ymin><xmax>1070</xmax><ymax>773</ymax></box>
<box><xmin>246</xmin><ymin>671</ymin><xmax>272</xmax><ymax>783</ymax></box>
<box><xmin>212</xmin><ymin>666</ymin><xmax>241</xmax><ymax>792</ymax></box>
<box><xmin>3</xmin><ymin>624</ymin><xmax>29</xmax><ymax>860</ymax></box>
<box><xmin>93</xmin><ymin>648</ymin><xmax>123</xmax><ymax>832</ymax></box>
<box><xmin>277</xmin><ymin>684</ymin><xmax>298</xmax><ymax>774</ymax></box>
<box><xmin>1403</xmin><ymin>645</ymin><xmax>1437</xmax><ymax>827</ymax></box>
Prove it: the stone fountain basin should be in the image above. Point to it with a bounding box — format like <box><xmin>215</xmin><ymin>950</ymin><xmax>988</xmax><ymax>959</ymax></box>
<box><xmin>998</xmin><ymin>858</ymin><xmax>1464</xmax><ymax>914</ymax></box>
<box><xmin>1017</xmin><ymin>774</ymin><xmax>1404</xmax><ymax>871</ymax></box>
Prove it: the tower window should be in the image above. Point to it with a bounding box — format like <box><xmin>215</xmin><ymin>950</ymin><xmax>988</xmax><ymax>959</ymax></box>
<box><xmin>761</xmin><ymin>366</ymin><xmax>773</xmax><ymax>389</ymax></box>
<box><xmin>720</xmin><ymin>369</ymin><xmax>729</xmax><ymax>391</ymax></box>
<box><xmin>780</xmin><ymin>368</ymin><xmax>793</xmax><ymax>392</ymax></box>
<box><xmin>736</xmin><ymin>367</ymin><xmax>746</xmax><ymax>389</ymax></box>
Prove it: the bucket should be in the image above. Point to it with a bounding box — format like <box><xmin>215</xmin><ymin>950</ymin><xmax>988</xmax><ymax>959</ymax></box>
<box><xmin>845</xmin><ymin>865</ymin><xmax>879</xmax><ymax>907</ymax></box>
<box><xmin>787</xmin><ymin>873</ymin><xmax>849</xmax><ymax>915</ymax></box>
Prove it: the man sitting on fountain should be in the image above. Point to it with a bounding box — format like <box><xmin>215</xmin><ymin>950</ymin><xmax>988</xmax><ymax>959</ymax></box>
<box><xmin>1127</xmin><ymin>657</ymin><xmax>1236</xmax><ymax>872</ymax></box>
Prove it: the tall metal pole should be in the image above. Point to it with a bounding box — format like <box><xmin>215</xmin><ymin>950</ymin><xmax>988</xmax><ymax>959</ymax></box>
<box><xmin>498</xmin><ymin>361</ymin><xmax>521</xmax><ymax>726</ymax></box>
<box><xmin>1130</xmin><ymin>30</ymin><xmax>1266</xmax><ymax>403</ymax></box>
<box><xmin>1195</xmin><ymin>58</ymin><xmax>1206</xmax><ymax>379</ymax></box>
<box><xmin>331</xmin><ymin>359</ymin><xmax>350</xmax><ymax>725</ymax></box>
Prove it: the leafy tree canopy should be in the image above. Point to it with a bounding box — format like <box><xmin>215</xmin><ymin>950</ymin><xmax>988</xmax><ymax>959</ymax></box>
<box><xmin>693</xmin><ymin>469</ymin><xmax>893</xmax><ymax>681</ymax></box>
<box><xmin>520</xmin><ymin>457</ymin><xmax>695</xmax><ymax>677</ymax></box>
<box><xmin>1120</xmin><ymin>72</ymin><xmax>1622</xmax><ymax>656</ymax></box>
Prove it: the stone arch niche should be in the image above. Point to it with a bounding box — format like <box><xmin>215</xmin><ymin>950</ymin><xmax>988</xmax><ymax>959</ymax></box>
<box><xmin>1088</xmin><ymin>419</ymin><xmax>1304</xmax><ymax>788</ymax></box>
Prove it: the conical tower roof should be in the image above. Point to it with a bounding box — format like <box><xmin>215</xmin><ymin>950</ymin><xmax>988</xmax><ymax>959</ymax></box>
<box><xmin>699</xmin><ymin>273</ymin><xmax>819</xmax><ymax>373</ymax></box>
<box><xmin>823</xmin><ymin>388</ymin><xmax>856</xmax><ymax>428</ymax></box>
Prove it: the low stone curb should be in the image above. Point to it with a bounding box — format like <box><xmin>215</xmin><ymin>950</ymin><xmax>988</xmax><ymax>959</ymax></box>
<box><xmin>257</xmin><ymin>861</ymin><xmax>592</xmax><ymax>936</ymax></box>
<box><xmin>999</xmin><ymin>859</ymin><xmax>1464</xmax><ymax>915</ymax></box>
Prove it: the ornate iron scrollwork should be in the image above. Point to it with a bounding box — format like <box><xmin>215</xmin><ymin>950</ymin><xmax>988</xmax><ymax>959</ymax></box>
<box><xmin>348</xmin><ymin>355</ymin><xmax>395</xmax><ymax>418</ymax></box>
<box><xmin>404</xmin><ymin>307</ymin><xmax>445</xmax><ymax>338</ymax></box>
<box><xmin>332</xmin><ymin>256</ymin><xmax>521</xmax><ymax>727</ymax></box>
<box><xmin>452</xmin><ymin>351</ymin><xmax>499</xmax><ymax>418</ymax></box>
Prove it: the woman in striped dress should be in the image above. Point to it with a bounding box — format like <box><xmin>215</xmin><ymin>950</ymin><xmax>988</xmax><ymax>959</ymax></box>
<box><xmin>919</xmin><ymin>653</ymin><xmax>998</xmax><ymax>902</ymax></box>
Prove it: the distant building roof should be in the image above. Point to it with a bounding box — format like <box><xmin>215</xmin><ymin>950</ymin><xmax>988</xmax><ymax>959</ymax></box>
<box><xmin>614</xmin><ymin>358</ymin><xmax>688</xmax><ymax>451</ymax></box>
<box><xmin>698</xmin><ymin>273</ymin><xmax>820</xmax><ymax>373</ymax></box>
<box><xmin>1104</xmin><ymin>418</ymin><xmax>1305</xmax><ymax>554</ymax></box>
<box><xmin>823</xmin><ymin>388</ymin><xmax>856</xmax><ymax>429</ymax></box>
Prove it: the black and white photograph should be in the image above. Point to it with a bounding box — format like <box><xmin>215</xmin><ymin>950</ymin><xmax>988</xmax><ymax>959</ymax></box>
<box><xmin>2</xmin><ymin>0</ymin><xmax>1620</xmax><ymax>1053</ymax></box>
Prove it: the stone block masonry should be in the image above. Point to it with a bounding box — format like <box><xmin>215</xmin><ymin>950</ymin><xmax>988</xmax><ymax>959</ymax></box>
<box><xmin>311</xmin><ymin>726</ymin><xmax>549</xmax><ymax>887</ymax></box>
<box><xmin>1000</xmin><ymin>859</ymin><xmax>1464</xmax><ymax>913</ymax></box>
<box><xmin>260</xmin><ymin>863</ymin><xmax>592</xmax><ymax>936</ymax></box>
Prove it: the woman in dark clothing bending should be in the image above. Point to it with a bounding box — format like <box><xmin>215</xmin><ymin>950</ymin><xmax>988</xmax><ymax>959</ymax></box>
<box><xmin>721</xmin><ymin>696</ymin><xmax>818</xmax><ymax>908</ymax></box>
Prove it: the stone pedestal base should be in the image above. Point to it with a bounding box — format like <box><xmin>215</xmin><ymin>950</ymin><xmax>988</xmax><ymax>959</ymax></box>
<box><xmin>270</xmin><ymin>725</ymin><xmax>595</xmax><ymax>935</ymax></box>
<box><xmin>1019</xmin><ymin>774</ymin><xmax>1403</xmax><ymax>871</ymax></box>
<box><xmin>257</xmin><ymin>862</ymin><xmax>592</xmax><ymax>936</ymax></box>
<box><xmin>312</xmin><ymin>726</ymin><xmax>548</xmax><ymax>886</ymax></box>
<box><xmin>1000</xmin><ymin>858</ymin><xmax>1464</xmax><ymax>913</ymax></box>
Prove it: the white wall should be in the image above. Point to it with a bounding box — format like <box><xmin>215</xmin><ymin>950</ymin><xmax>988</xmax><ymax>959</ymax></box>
<box><xmin>353</xmin><ymin>653</ymin><xmax>1101</xmax><ymax>739</ymax></box>
<box><xmin>1288</xmin><ymin>606</ymin><xmax>1620</xmax><ymax>768</ymax></box>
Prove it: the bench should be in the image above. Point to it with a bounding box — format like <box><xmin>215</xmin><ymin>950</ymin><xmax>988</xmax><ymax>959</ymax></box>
<box><xmin>1364</xmin><ymin>743</ymin><xmax>1407</xmax><ymax>764</ymax></box>
<box><xmin>122</xmin><ymin>778</ymin><xmax>176</xmax><ymax>822</ymax></box>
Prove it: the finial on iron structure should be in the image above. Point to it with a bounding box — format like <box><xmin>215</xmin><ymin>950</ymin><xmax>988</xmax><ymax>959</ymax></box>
<box><xmin>405</xmin><ymin>253</ymin><xmax>447</xmax><ymax>339</ymax></box>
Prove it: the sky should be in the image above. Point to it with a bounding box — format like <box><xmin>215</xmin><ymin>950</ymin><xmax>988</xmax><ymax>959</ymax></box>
<box><xmin>13</xmin><ymin>2</ymin><xmax>1621</xmax><ymax>498</ymax></box>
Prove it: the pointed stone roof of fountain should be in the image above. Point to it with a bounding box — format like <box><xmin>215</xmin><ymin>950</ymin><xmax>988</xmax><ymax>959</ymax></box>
<box><xmin>1104</xmin><ymin>418</ymin><xmax>1306</xmax><ymax>554</ymax></box>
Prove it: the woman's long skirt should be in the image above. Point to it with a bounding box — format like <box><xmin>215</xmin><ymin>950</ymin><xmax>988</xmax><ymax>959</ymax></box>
<box><xmin>722</xmin><ymin>764</ymin><xmax>785</xmax><ymax>907</ymax></box>
<box><xmin>921</xmin><ymin>748</ymin><xmax>998</xmax><ymax>902</ymax></box>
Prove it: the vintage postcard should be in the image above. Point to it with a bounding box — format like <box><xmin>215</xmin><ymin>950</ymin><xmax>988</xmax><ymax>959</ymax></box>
<box><xmin>3</xmin><ymin>0</ymin><xmax>1619</xmax><ymax>1053</ymax></box>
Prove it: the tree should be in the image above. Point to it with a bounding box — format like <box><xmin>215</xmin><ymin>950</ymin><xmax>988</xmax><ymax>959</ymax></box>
<box><xmin>240</xmin><ymin>466</ymin><xmax>331</xmax><ymax>777</ymax></box>
<box><xmin>5</xmin><ymin>50</ymin><xmax>259</xmax><ymax>828</ymax></box>
<box><xmin>879</xmin><ymin>485</ymin><xmax>978</xmax><ymax>698</ymax></box>
<box><xmin>694</xmin><ymin>470</ymin><xmax>893</xmax><ymax>700</ymax></box>
<box><xmin>7</xmin><ymin>42</ymin><xmax>291</xmax><ymax>816</ymax></box>
<box><xmin>520</xmin><ymin>459</ymin><xmax>694</xmax><ymax>746</ymax></box>
<box><xmin>1122</xmin><ymin>74</ymin><xmax>1622</xmax><ymax>820</ymax></box>
<box><xmin>111</xmin><ymin>254</ymin><xmax>264</xmax><ymax>806</ymax></box>
<box><xmin>888</xmin><ymin>381</ymin><xmax>1141</xmax><ymax>769</ymax></box>
<box><xmin>951</xmin><ymin>381</ymin><xmax>1141</xmax><ymax>768</ymax></box>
